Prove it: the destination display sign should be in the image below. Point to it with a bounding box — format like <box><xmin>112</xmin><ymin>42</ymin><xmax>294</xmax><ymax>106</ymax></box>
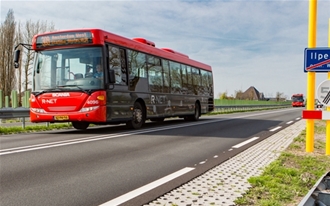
<box><xmin>36</xmin><ymin>32</ymin><xmax>93</xmax><ymax>48</ymax></box>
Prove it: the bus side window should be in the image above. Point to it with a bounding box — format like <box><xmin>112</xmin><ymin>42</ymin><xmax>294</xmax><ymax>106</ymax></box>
<box><xmin>208</xmin><ymin>71</ymin><xmax>213</xmax><ymax>95</ymax></box>
<box><xmin>170</xmin><ymin>61</ymin><xmax>182</xmax><ymax>94</ymax></box>
<box><xmin>201</xmin><ymin>70</ymin><xmax>209</xmax><ymax>95</ymax></box>
<box><xmin>127</xmin><ymin>50</ymin><xmax>147</xmax><ymax>91</ymax></box>
<box><xmin>162</xmin><ymin>60</ymin><xmax>170</xmax><ymax>93</ymax></box>
<box><xmin>181</xmin><ymin>65</ymin><xmax>188</xmax><ymax>95</ymax></box>
<box><xmin>147</xmin><ymin>55</ymin><xmax>163</xmax><ymax>93</ymax></box>
<box><xmin>186</xmin><ymin>66</ymin><xmax>194</xmax><ymax>95</ymax></box>
<box><xmin>192</xmin><ymin>67</ymin><xmax>201</xmax><ymax>95</ymax></box>
<box><xmin>108</xmin><ymin>45</ymin><xmax>127</xmax><ymax>85</ymax></box>
<box><xmin>120</xmin><ymin>49</ymin><xmax>127</xmax><ymax>84</ymax></box>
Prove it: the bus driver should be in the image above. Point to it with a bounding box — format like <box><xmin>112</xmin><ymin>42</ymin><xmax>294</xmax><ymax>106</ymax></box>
<box><xmin>93</xmin><ymin>64</ymin><xmax>103</xmax><ymax>79</ymax></box>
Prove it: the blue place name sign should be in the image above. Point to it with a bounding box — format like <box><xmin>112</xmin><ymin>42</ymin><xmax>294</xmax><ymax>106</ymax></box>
<box><xmin>304</xmin><ymin>48</ymin><xmax>330</xmax><ymax>72</ymax></box>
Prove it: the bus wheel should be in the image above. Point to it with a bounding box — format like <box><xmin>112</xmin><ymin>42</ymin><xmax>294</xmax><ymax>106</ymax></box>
<box><xmin>127</xmin><ymin>102</ymin><xmax>145</xmax><ymax>129</ymax></box>
<box><xmin>72</xmin><ymin>121</ymin><xmax>89</xmax><ymax>130</ymax></box>
<box><xmin>184</xmin><ymin>103</ymin><xmax>200</xmax><ymax>121</ymax></box>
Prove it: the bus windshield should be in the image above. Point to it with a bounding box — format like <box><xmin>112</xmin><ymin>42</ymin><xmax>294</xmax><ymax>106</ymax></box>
<box><xmin>292</xmin><ymin>96</ymin><xmax>304</xmax><ymax>102</ymax></box>
<box><xmin>33</xmin><ymin>47</ymin><xmax>103</xmax><ymax>91</ymax></box>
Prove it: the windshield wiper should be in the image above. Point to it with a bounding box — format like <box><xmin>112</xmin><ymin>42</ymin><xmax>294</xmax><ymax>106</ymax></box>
<box><xmin>57</xmin><ymin>85</ymin><xmax>92</xmax><ymax>95</ymax></box>
<box><xmin>33</xmin><ymin>90</ymin><xmax>48</xmax><ymax>97</ymax></box>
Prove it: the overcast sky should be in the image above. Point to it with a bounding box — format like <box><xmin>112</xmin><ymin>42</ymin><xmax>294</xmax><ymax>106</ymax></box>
<box><xmin>1</xmin><ymin>0</ymin><xmax>329</xmax><ymax>99</ymax></box>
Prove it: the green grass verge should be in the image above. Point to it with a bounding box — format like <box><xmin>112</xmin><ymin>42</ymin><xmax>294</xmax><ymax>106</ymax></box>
<box><xmin>0</xmin><ymin>123</ymin><xmax>73</xmax><ymax>134</ymax></box>
<box><xmin>235</xmin><ymin>120</ymin><xmax>330</xmax><ymax>206</ymax></box>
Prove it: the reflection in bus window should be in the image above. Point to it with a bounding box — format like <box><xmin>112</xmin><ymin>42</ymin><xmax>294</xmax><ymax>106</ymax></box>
<box><xmin>127</xmin><ymin>50</ymin><xmax>147</xmax><ymax>91</ymax></box>
<box><xmin>170</xmin><ymin>61</ymin><xmax>181</xmax><ymax>94</ymax></box>
<box><xmin>162</xmin><ymin>60</ymin><xmax>170</xmax><ymax>93</ymax></box>
<box><xmin>147</xmin><ymin>55</ymin><xmax>163</xmax><ymax>93</ymax></box>
<box><xmin>201</xmin><ymin>70</ymin><xmax>209</xmax><ymax>95</ymax></box>
<box><xmin>192</xmin><ymin>67</ymin><xmax>201</xmax><ymax>95</ymax></box>
<box><xmin>109</xmin><ymin>45</ymin><xmax>127</xmax><ymax>85</ymax></box>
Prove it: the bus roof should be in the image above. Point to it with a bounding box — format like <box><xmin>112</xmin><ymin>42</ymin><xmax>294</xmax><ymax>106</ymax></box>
<box><xmin>32</xmin><ymin>28</ymin><xmax>212</xmax><ymax>72</ymax></box>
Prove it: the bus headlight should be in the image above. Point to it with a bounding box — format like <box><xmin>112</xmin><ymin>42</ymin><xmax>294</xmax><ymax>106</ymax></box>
<box><xmin>30</xmin><ymin>108</ymin><xmax>46</xmax><ymax>113</ymax></box>
<box><xmin>80</xmin><ymin>106</ymin><xmax>99</xmax><ymax>112</ymax></box>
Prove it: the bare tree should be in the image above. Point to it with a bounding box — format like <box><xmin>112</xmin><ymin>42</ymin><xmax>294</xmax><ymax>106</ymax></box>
<box><xmin>19</xmin><ymin>19</ymin><xmax>55</xmax><ymax>92</ymax></box>
<box><xmin>15</xmin><ymin>22</ymin><xmax>23</xmax><ymax>102</ymax></box>
<box><xmin>0</xmin><ymin>9</ymin><xmax>16</xmax><ymax>98</ymax></box>
<box><xmin>276</xmin><ymin>92</ymin><xmax>284</xmax><ymax>102</ymax></box>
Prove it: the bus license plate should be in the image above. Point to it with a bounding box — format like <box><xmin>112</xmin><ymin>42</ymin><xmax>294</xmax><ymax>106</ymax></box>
<box><xmin>54</xmin><ymin>115</ymin><xmax>69</xmax><ymax>121</ymax></box>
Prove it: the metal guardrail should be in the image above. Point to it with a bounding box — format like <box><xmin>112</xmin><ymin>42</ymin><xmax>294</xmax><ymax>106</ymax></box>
<box><xmin>0</xmin><ymin>107</ymin><xmax>30</xmax><ymax>118</ymax></box>
<box><xmin>213</xmin><ymin>104</ymin><xmax>291</xmax><ymax>112</ymax></box>
<box><xmin>298</xmin><ymin>171</ymin><xmax>330</xmax><ymax>206</ymax></box>
<box><xmin>0</xmin><ymin>107</ymin><xmax>30</xmax><ymax>128</ymax></box>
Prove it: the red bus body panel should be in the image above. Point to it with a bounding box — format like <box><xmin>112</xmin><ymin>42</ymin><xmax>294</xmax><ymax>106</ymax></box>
<box><xmin>30</xmin><ymin>91</ymin><xmax>107</xmax><ymax>122</ymax></box>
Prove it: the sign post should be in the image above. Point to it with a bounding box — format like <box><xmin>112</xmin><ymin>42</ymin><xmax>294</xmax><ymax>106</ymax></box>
<box><xmin>305</xmin><ymin>0</ymin><xmax>317</xmax><ymax>153</ymax></box>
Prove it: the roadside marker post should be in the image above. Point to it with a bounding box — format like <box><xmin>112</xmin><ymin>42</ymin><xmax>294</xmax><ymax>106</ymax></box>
<box><xmin>304</xmin><ymin>0</ymin><xmax>317</xmax><ymax>153</ymax></box>
<box><xmin>302</xmin><ymin>79</ymin><xmax>330</xmax><ymax>155</ymax></box>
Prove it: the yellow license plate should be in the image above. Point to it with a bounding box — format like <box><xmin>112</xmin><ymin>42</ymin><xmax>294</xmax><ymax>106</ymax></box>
<box><xmin>54</xmin><ymin>115</ymin><xmax>69</xmax><ymax>121</ymax></box>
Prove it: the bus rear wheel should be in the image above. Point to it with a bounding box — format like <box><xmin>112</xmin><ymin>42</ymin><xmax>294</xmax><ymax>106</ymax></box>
<box><xmin>184</xmin><ymin>103</ymin><xmax>200</xmax><ymax>121</ymax></box>
<box><xmin>126</xmin><ymin>102</ymin><xmax>145</xmax><ymax>129</ymax></box>
<box><xmin>72</xmin><ymin>121</ymin><xmax>90</xmax><ymax>130</ymax></box>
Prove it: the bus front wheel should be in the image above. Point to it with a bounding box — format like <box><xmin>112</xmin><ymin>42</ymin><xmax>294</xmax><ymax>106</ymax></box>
<box><xmin>127</xmin><ymin>102</ymin><xmax>145</xmax><ymax>129</ymax></box>
<box><xmin>72</xmin><ymin>121</ymin><xmax>90</xmax><ymax>130</ymax></box>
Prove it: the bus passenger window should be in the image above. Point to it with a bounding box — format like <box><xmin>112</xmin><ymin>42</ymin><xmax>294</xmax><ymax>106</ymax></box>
<box><xmin>127</xmin><ymin>50</ymin><xmax>147</xmax><ymax>91</ymax></box>
<box><xmin>108</xmin><ymin>45</ymin><xmax>127</xmax><ymax>85</ymax></box>
<box><xmin>162</xmin><ymin>60</ymin><xmax>170</xmax><ymax>93</ymax></box>
<box><xmin>147</xmin><ymin>55</ymin><xmax>163</xmax><ymax>93</ymax></box>
<box><xmin>181</xmin><ymin>65</ymin><xmax>188</xmax><ymax>94</ymax></box>
<box><xmin>192</xmin><ymin>67</ymin><xmax>201</xmax><ymax>95</ymax></box>
<box><xmin>170</xmin><ymin>61</ymin><xmax>182</xmax><ymax>94</ymax></box>
<box><xmin>201</xmin><ymin>70</ymin><xmax>209</xmax><ymax>95</ymax></box>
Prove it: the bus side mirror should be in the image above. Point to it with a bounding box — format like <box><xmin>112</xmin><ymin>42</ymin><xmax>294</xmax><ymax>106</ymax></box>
<box><xmin>109</xmin><ymin>69</ymin><xmax>115</xmax><ymax>84</ymax></box>
<box><xmin>14</xmin><ymin>50</ymin><xmax>20</xmax><ymax>68</ymax></box>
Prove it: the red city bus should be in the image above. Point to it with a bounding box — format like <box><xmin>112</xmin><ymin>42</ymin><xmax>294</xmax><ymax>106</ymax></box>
<box><xmin>14</xmin><ymin>28</ymin><xmax>214</xmax><ymax>130</ymax></box>
<box><xmin>291</xmin><ymin>94</ymin><xmax>305</xmax><ymax>107</ymax></box>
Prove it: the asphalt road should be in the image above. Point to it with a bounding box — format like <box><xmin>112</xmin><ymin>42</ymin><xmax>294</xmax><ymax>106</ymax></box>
<box><xmin>0</xmin><ymin>108</ymin><xmax>303</xmax><ymax>206</ymax></box>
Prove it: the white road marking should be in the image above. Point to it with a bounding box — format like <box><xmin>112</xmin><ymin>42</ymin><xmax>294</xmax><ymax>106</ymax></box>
<box><xmin>232</xmin><ymin>137</ymin><xmax>259</xmax><ymax>149</ymax></box>
<box><xmin>270</xmin><ymin>126</ymin><xmax>281</xmax><ymax>132</ymax></box>
<box><xmin>287</xmin><ymin>121</ymin><xmax>294</xmax><ymax>124</ymax></box>
<box><xmin>99</xmin><ymin>167</ymin><xmax>195</xmax><ymax>206</ymax></box>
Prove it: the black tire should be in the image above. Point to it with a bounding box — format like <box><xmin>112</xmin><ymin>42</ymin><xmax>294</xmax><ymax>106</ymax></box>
<box><xmin>126</xmin><ymin>102</ymin><xmax>145</xmax><ymax>129</ymax></box>
<box><xmin>72</xmin><ymin>121</ymin><xmax>89</xmax><ymax>130</ymax></box>
<box><xmin>184</xmin><ymin>103</ymin><xmax>200</xmax><ymax>121</ymax></box>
